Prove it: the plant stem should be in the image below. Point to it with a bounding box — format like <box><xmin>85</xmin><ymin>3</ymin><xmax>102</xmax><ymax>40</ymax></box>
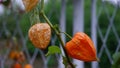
<box><xmin>41</xmin><ymin>0</ymin><xmax>44</xmax><ymax>11</ymax></box>
<box><xmin>40</xmin><ymin>0</ymin><xmax>75</xmax><ymax>68</ymax></box>
<box><xmin>41</xmin><ymin>12</ymin><xmax>75</xmax><ymax>68</ymax></box>
<box><xmin>61</xmin><ymin>32</ymin><xmax>72</xmax><ymax>39</ymax></box>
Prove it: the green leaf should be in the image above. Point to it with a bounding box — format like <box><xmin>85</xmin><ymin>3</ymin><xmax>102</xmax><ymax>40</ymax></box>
<box><xmin>112</xmin><ymin>52</ymin><xmax>120</xmax><ymax>68</ymax></box>
<box><xmin>113</xmin><ymin>52</ymin><xmax>120</xmax><ymax>63</ymax></box>
<box><xmin>46</xmin><ymin>46</ymin><xmax>61</xmax><ymax>56</ymax></box>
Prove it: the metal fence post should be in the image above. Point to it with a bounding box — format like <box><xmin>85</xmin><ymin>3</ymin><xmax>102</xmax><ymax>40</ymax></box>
<box><xmin>58</xmin><ymin>0</ymin><xmax>66</xmax><ymax>68</ymax></box>
<box><xmin>73</xmin><ymin>0</ymin><xmax>84</xmax><ymax>68</ymax></box>
<box><xmin>91</xmin><ymin>0</ymin><xmax>98</xmax><ymax>68</ymax></box>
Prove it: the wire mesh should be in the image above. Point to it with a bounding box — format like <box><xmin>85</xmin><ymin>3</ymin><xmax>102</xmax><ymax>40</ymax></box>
<box><xmin>0</xmin><ymin>0</ymin><xmax>120</xmax><ymax>68</ymax></box>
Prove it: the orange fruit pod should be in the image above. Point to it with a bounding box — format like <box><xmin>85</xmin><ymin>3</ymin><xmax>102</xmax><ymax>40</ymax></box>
<box><xmin>9</xmin><ymin>50</ymin><xmax>25</xmax><ymax>62</ymax></box>
<box><xmin>65</xmin><ymin>32</ymin><xmax>99</xmax><ymax>62</ymax></box>
<box><xmin>28</xmin><ymin>23</ymin><xmax>51</xmax><ymax>49</ymax></box>
<box><xmin>22</xmin><ymin>0</ymin><xmax>39</xmax><ymax>12</ymax></box>
<box><xmin>9</xmin><ymin>50</ymin><xmax>18</xmax><ymax>60</ymax></box>
<box><xmin>24</xmin><ymin>64</ymin><xmax>33</xmax><ymax>68</ymax></box>
<box><xmin>11</xmin><ymin>62</ymin><xmax>22</xmax><ymax>68</ymax></box>
<box><xmin>16</xmin><ymin>51</ymin><xmax>26</xmax><ymax>62</ymax></box>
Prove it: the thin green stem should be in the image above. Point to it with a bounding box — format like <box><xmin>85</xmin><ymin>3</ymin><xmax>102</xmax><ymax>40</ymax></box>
<box><xmin>61</xmin><ymin>32</ymin><xmax>72</xmax><ymax>39</ymax></box>
<box><xmin>41</xmin><ymin>0</ymin><xmax>44</xmax><ymax>10</ymax></box>
<box><xmin>40</xmin><ymin>12</ymin><xmax>54</xmax><ymax>28</ymax></box>
<box><xmin>41</xmin><ymin>12</ymin><xmax>75</xmax><ymax>68</ymax></box>
<box><xmin>40</xmin><ymin>0</ymin><xmax>75</xmax><ymax>68</ymax></box>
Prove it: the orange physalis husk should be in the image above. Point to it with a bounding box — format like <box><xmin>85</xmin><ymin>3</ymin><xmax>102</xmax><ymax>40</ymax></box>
<box><xmin>65</xmin><ymin>32</ymin><xmax>99</xmax><ymax>62</ymax></box>
<box><xmin>22</xmin><ymin>0</ymin><xmax>39</xmax><ymax>12</ymax></box>
<box><xmin>9</xmin><ymin>50</ymin><xmax>18</xmax><ymax>60</ymax></box>
<box><xmin>24</xmin><ymin>64</ymin><xmax>33</xmax><ymax>68</ymax></box>
<box><xmin>16</xmin><ymin>51</ymin><xmax>26</xmax><ymax>62</ymax></box>
<box><xmin>28</xmin><ymin>23</ymin><xmax>51</xmax><ymax>49</ymax></box>
<box><xmin>12</xmin><ymin>62</ymin><xmax>22</xmax><ymax>68</ymax></box>
<box><xmin>9</xmin><ymin>50</ymin><xmax>25</xmax><ymax>62</ymax></box>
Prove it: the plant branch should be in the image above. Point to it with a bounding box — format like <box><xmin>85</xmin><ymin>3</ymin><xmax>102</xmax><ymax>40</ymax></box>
<box><xmin>41</xmin><ymin>12</ymin><xmax>75</xmax><ymax>68</ymax></box>
<box><xmin>61</xmin><ymin>32</ymin><xmax>72</xmax><ymax>39</ymax></box>
<box><xmin>40</xmin><ymin>0</ymin><xmax>75</xmax><ymax>68</ymax></box>
<box><xmin>41</xmin><ymin>0</ymin><xmax>44</xmax><ymax>10</ymax></box>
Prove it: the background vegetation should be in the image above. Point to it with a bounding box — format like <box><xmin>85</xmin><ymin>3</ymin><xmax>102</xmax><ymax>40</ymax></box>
<box><xmin>0</xmin><ymin>0</ymin><xmax>120</xmax><ymax>68</ymax></box>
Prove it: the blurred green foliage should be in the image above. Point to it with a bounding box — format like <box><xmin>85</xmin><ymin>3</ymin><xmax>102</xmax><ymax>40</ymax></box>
<box><xmin>112</xmin><ymin>52</ymin><xmax>120</xmax><ymax>68</ymax></box>
<box><xmin>96</xmin><ymin>1</ymin><xmax>120</xmax><ymax>68</ymax></box>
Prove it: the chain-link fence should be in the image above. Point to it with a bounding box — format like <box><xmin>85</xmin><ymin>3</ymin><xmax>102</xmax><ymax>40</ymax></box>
<box><xmin>0</xmin><ymin>0</ymin><xmax>120</xmax><ymax>68</ymax></box>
